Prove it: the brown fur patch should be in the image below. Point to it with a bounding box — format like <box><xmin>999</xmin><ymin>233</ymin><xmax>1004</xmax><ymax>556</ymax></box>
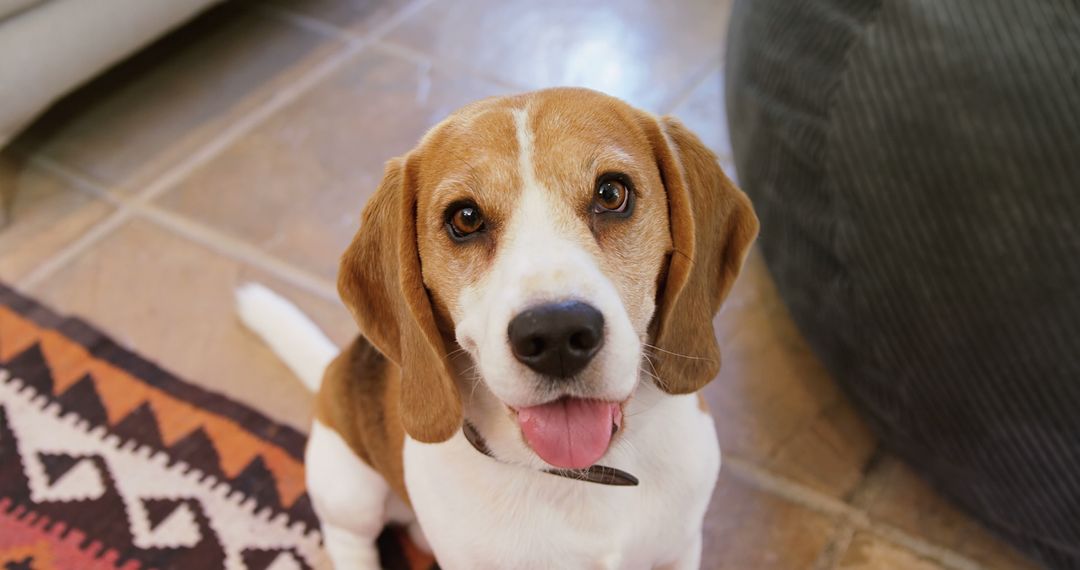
<box><xmin>315</xmin><ymin>336</ymin><xmax>410</xmax><ymax>503</ymax></box>
<box><xmin>527</xmin><ymin>91</ymin><xmax>673</xmax><ymax>331</ymax></box>
<box><xmin>412</xmin><ymin>100</ymin><xmax>522</xmax><ymax>325</ymax></box>
<box><xmin>645</xmin><ymin>115</ymin><xmax>758</xmax><ymax>394</ymax></box>
<box><xmin>328</xmin><ymin>89</ymin><xmax>756</xmax><ymax>495</ymax></box>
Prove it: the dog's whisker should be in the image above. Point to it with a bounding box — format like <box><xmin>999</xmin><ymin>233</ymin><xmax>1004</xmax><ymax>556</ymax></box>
<box><xmin>640</xmin><ymin>353</ymin><xmax>671</xmax><ymax>392</ymax></box>
<box><xmin>643</xmin><ymin>343</ymin><xmax>718</xmax><ymax>365</ymax></box>
<box><xmin>447</xmin><ymin>346</ymin><xmax>470</xmax><ymax>359</ymax></box>
<box><xmin>467</xmin><ymin>372</ymin><xmax>484</xmax><ymax>403</ymax></box>
<box><xmin>638</xmin><ymin>358</ymin><xmax>660</xmax><ymax>380</ymax></box>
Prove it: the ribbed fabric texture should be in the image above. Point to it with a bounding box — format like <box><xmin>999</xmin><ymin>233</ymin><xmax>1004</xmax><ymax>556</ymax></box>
<box><xmin>726</xmin><ymin>1</ymin><xmax>1080</xmax><ymax>567</ymax></box>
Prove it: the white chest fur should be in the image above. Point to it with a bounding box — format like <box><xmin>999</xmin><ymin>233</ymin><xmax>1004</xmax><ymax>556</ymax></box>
<box><xmin>237</xmin><ymin>283</ymin><xmax>722</xmax><ymax>569</ymax></box>
<box><xmin>403</xmin><ymin>390</ymin><xmax>720</xmax><ymax>570</ymax></box>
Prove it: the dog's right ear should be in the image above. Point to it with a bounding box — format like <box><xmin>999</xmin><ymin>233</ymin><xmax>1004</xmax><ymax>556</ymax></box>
<box><xmin>643</xmin><ymin>115</ymin><xmax>758</xmax><ymax>395</ymax></box>
<box><xmin>338</xmin><ymin>157</ymin><xmax>463</xmax><ymax>443</ymax></box>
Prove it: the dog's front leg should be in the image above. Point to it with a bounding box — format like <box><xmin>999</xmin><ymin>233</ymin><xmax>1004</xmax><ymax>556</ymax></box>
<box><xmin>306</xmin><ymin>421</ymin><xmax>390</xmax><ymax>569</ymax></box>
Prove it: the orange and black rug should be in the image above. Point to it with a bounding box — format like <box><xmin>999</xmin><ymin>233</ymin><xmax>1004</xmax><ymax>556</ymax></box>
<box><xmin>0</xmin><ymin>283</ymin><xmax>434</xmax><ymax>570</ymax></box>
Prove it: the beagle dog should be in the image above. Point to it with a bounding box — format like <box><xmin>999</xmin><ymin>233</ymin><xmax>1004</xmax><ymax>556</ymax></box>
<box><xmin>238</xmin><ymin>87</ymin><xmax>758</xmax><ymax>569</ymax></box>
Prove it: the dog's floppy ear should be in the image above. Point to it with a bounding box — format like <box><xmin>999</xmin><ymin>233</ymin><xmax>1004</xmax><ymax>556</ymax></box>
<box><xmin>645</xmin><ymin>115</ymin><xmax>758</xmax><ymax>394</ymax></box>
<box><xmin>338</xmin><ymin>157</ymin><xmax>462</xmax><ymax>443</ymax></box>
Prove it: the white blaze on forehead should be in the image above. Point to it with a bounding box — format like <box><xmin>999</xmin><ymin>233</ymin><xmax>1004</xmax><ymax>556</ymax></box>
<box><xmin>453</xmin><ymin>100</ymin><xmax>642</xmax><ymax>409</ymax></box>
<box><xmin>512</xmin><ymin>106</ymin><xmax>540</xmax><ymax>192</ymax></box>
<box><xmin>505</xmin><ymin>105</ymin><xmax>566</xmax><ymax>256</ymax></box>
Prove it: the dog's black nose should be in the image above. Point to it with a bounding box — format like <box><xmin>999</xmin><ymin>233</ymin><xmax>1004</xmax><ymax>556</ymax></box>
<box><xmin>508</xmin><ymin>301</ymin><xmax>605</xmax><ymax>378</ymax></box>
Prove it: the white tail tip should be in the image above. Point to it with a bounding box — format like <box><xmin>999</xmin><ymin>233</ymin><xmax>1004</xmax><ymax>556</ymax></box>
<box><xmin>235</xmin><ymin>283</ymin><xmax>338</xmax><ymax>392</ymax></box>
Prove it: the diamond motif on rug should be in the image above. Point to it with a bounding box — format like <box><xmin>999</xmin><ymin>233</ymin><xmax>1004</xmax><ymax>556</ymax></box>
<box><xmin>0</xmin><ymin>283</ymin><xmax>436</xmax><ymax>569</ymax></box>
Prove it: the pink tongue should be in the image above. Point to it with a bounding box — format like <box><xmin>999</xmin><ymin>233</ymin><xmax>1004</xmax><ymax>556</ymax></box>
<box><xmin>516</xmin><ymin>399</ymin><xmax>621</xmax><ymax>469</ymax></box>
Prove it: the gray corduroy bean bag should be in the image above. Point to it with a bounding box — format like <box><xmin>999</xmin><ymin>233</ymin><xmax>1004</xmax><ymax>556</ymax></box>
<box><xmin>725</xmin><ymin>1</ymin><xmax>1080</xmax><ymax>567</ymax></box>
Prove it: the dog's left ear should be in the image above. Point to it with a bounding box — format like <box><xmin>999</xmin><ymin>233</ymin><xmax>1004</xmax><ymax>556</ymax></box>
<box><xmin>643</xmin><ymin>115</ymin><xmax>759</xmax><ymax>394</ymax></box>
<box><xmin>338</xmin><ymin>156</ymin><xmax>462</xmax><ymax>443</ymax></box>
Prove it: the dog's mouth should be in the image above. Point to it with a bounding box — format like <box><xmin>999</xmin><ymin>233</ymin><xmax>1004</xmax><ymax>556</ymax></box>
<box><xmin>511</xmin><ymin>397</ymin><xmax>623</xmax><ymax>470</ymax></box>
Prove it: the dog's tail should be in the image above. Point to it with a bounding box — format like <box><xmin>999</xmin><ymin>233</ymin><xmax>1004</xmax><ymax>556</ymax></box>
<box><xmin>235</xmin><ymin>283</ymin><xmax>337</xmax><ymax>393</ymax></box>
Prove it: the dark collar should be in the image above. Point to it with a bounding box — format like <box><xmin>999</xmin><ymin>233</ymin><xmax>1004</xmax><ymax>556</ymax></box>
<box><xmin>462</xmin><ymin>421</ymin><xmax>639</xmax><ymax>487</ymax></box>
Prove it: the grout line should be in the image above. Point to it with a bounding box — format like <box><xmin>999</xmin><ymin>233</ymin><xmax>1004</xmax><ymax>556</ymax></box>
<box><xmin>25</xmin><ymin>147</ymin><xmax>340</xmax><ymax>304</ymax></box>
<box><xmin>843</xmin><ymin>445</ymin><xmax>888</xmax><ymax>506</ymax></box>
<box><xmin>867</xmin><ymin>522</ymin><xmax>987</xmax><ymax>570</ymax></box>
<box><xmin>129</xmin><ymin>40</ymin><xmax>369</xmax><ymax>207</ymax></box>
<box><xmin>371</xmin><ymin>39</ymin><xmax>531</xmax><ymax>93</ymax></box>
<box><xmin>250</xmin><ymin>0</ymin><xmax>534</xmax><ymax>108</ymax></box>
<box><xmin>138</xmin><ymin>206</ymin><xmax>339</xmax><ymax>302</ymax></box>
<box><xmin>253</xmin><ymin>4</ymin><xmax>359</xmax><ymax>44</ymax></box>
<box><xmin>252</xmin><ymin>0</ymin><xmax>438</xmax><ymax>45</ymax></box>
<box><xmin>363</xmin><ymin>0</ymin><xmax>440</xmax><ymax>41</ymax></box>
<box><xmin>723</xmin><ymin>455</ymin><xmax>866</xmax><ymax>521</ymax></box>
<box><xmin>270</xmin><ymin>0</ymin><xmax>527</xmax><ymax>94</ymax></box>
<box><xmin>812</xmin><ymin>522</ymin><xmax>857</xmax><ymax>570</ymax></box>
<box><xmin>15</xmin><ymin>156</ymin><xmax>133</xmax><ymax>290</ymax></box>
<box><xmin>30</xmin><ymin>155</ymin><xmax>122</xmax><ymax>206</ymax></box>
<box><xmin>15</xmin><ymin>209</ymin><xmax>133</xmax><ymax>291</ymax></box>
<box><xmin>722</xmin><ymin>455</ymin><xmax>987</xmax><ymax>570</ymax></box>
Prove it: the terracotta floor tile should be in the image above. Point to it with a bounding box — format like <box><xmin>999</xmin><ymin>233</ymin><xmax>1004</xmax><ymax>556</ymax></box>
<box><xmin>834</xmin><ymin>532</ymin><xmax>947</xmax><ymax>570</ymax></box>
<box><xmin>30</xmin><ymin>218</ymin><xmax>357</xmax><ymax>432</ymax></box>
<box><xmin>0</xmin><ymin>158</ymin><xmax>113</xmax><ymax>283</ymax></box>
<box><xmin>855</xmin><ymin>457</ymin><xmax>1038</xmax><ymax>569</ymax></box>
<box><xmin>702</xmin><ymin>470</ymin><xmax>836</xmax><ymax>569</ymax></box>
<box><xmin>704</xmin><ymin>251</ymin><xmax>877</xmax><ymax>497</ymax></box>
<box><xmin>384</xmin><ymin>0</ymin><xmax>732</xmax><ymax>113</ymax></box>
<box><xmin>14</xmin><ymin>3</ymin><xmax>345</xmax><ymax>195</ymax></box>
<box><xmin>156</xmin><ymin>47</ymin><xmax>512</xmax><ymax>280</ymax></box>
<box><xmin>252</xmin><ymin>0</ymin><xmax>415</xmax><ymax>35</ymax></box>
<box><xmin>670</xmin><ymin>66</ymin><xmax>730</xmax><ymax>159</ymax></box>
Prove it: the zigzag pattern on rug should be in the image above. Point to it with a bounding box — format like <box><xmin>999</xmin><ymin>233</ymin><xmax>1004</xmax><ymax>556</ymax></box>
<box><xmin>0</xmin><ymin>283</ymin><xmax>435</xmax><ymax>570</ymax></box>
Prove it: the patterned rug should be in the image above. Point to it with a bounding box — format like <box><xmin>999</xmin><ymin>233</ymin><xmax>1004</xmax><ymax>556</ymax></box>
<box><xmin>0</xmin><ymin>283</ymin><xmax>435</xmax><ymax>570</ymax></box>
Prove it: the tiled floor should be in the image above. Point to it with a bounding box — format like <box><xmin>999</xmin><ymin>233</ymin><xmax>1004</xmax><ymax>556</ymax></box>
<box><xmin>0</xmin><ymin>1</ymin><xmax>1037</xmax><ymax>568</ymax></box>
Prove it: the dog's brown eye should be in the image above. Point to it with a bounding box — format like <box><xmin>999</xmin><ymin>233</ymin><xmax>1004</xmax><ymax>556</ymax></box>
<box><xmin>448</xmin><ymin>205</ymin><xmax>484</xmax><ymax>239</ymax></box>
<box><xmin>594</xmin><ymin>179</ymin><xmax>630</xmax><ymax>214</ymax></box>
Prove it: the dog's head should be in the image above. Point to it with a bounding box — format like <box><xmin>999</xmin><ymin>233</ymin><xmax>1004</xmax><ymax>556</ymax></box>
<box><xmin>339</xmin><ymin>88</ymin><xmax>756</xmax><ymax>469</ymax></box>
